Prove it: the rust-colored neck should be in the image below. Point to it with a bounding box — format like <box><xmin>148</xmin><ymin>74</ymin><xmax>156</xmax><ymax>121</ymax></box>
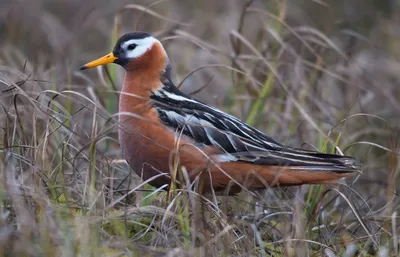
<box><xmin>119</xmin><ymin>42</ymin><xmax>167</xmax><ymax>115</ymax></box>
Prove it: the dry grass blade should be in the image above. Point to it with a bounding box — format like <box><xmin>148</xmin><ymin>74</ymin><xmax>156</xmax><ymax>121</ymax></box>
<box><xmin>230</xmin><ymin>30</ymin><xmax>327</xmax><ymax>137</ymax></box>
<box><xmin>324</xmin><ymin>188</ymin><xmax>378</xmax><ymax>247</ymax></box>
<box><xmin>121</xmin><ymin>4</ymin><xmax>192</xmax><ymax>28</ymax></box>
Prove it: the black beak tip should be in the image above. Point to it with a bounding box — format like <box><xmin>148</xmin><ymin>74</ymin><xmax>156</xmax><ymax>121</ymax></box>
<box><xmin>79</xmin><ymin>65</ymin><xmax>87</xmax><ymax>71</ymax></box>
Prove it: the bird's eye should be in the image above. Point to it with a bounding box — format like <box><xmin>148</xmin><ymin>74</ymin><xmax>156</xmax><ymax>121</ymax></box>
<box><xmin>127</xmin><ymin>44</ymin><xmax>137</xmax><ymax>50</ymax></box>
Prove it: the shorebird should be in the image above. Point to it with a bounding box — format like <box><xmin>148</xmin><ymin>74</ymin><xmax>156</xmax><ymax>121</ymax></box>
<box><xmin>80</xmin><ymin>32</ymin><xmax>359</xmax><ymax>193</ymax></box>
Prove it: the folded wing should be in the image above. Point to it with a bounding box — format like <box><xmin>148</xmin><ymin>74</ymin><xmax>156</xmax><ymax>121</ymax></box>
<box><xmin>151</xmin><ymin>85</ymin><xmax>360</xmax><ymax>174</ymax></box>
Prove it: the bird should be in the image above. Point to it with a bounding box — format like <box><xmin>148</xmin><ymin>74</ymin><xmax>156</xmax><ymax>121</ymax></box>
<box><xmin>79</xmin><ymin>32</ymin><xmax>359</xmax><ymax>194</ymax></box>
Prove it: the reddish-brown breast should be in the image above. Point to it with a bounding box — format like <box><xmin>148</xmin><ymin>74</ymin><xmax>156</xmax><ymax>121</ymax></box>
<box><xmin>118</xmin><ymin>42</ymin><xmax>209</xmax><ymax>188</ymax></box>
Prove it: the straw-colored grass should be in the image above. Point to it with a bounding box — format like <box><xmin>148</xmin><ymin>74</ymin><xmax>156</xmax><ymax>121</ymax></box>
<box><xmin>0</xmin><ymin>0</ymin><xmax>399</xmax><ymax>256</ymax></box>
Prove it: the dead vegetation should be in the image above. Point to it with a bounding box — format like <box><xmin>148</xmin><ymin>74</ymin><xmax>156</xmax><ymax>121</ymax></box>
<box><xmin>0</xmin><ymin>0</ymin><xmax>399</xmax><ymax>256</ymax></box>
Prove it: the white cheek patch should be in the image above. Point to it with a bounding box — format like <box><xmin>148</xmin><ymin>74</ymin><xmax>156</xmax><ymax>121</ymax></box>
<box><xmin>122</xmin><ymin>37</ymin><xmax>161</xmax><ymax>59</ymax></box>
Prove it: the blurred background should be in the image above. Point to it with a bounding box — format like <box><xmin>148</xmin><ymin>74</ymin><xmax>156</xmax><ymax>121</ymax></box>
<box><xmin>0</xmin><ymin>0</ymin><xmax>399</xmax><ymax>256</ymax></box>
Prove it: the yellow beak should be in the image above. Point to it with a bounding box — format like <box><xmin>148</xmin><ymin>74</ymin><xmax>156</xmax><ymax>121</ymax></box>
<box><xmin>79</xmin><ymin>52</ymin><xmax>117</xmax><ymax>70</ymax></box>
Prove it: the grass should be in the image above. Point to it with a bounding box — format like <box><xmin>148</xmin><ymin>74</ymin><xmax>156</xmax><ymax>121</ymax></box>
<box><xmin>0</xmin><ymin>0</ymin><xmax>399</xmax><ymax>256</ymax></box>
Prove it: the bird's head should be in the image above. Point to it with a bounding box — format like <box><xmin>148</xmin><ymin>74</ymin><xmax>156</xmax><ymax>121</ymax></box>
<box><xmin>80</xmin><ymin>32</ymin><xmax>168</xmax><ymax>71</ymax></box>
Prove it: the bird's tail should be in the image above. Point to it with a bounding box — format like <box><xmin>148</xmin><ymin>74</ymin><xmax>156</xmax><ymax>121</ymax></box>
<box><xmin>257</xmin><ymin>151</ymin><xmax>360</xmax><ymax>186</ymax></box>
<box><xmin>215</xmin><ymin>150</ymin><xmax>360</xmax><ymax>190</ymax></box>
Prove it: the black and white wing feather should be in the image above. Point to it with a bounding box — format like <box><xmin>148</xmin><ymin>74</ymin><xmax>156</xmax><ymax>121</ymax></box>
<box><xmin>151</xmin><ymin>83</ymin><xmax>360</xmax><ymax>172</ymax></box>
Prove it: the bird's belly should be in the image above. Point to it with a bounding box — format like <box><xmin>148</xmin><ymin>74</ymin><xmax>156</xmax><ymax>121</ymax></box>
<box><xmin>117</xmin><ymin>113</ymin><xmax>258</xmax><ymax>191</ymax></box>
<box><xmin>117</xmin><ymin>110</ymin><xmax>210</xmax><ymax>188</ymax></box>
<box><xmin>118</xmin><ymin>120</ymin><xmax>172</xmax><ymax>188</ymax></box>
